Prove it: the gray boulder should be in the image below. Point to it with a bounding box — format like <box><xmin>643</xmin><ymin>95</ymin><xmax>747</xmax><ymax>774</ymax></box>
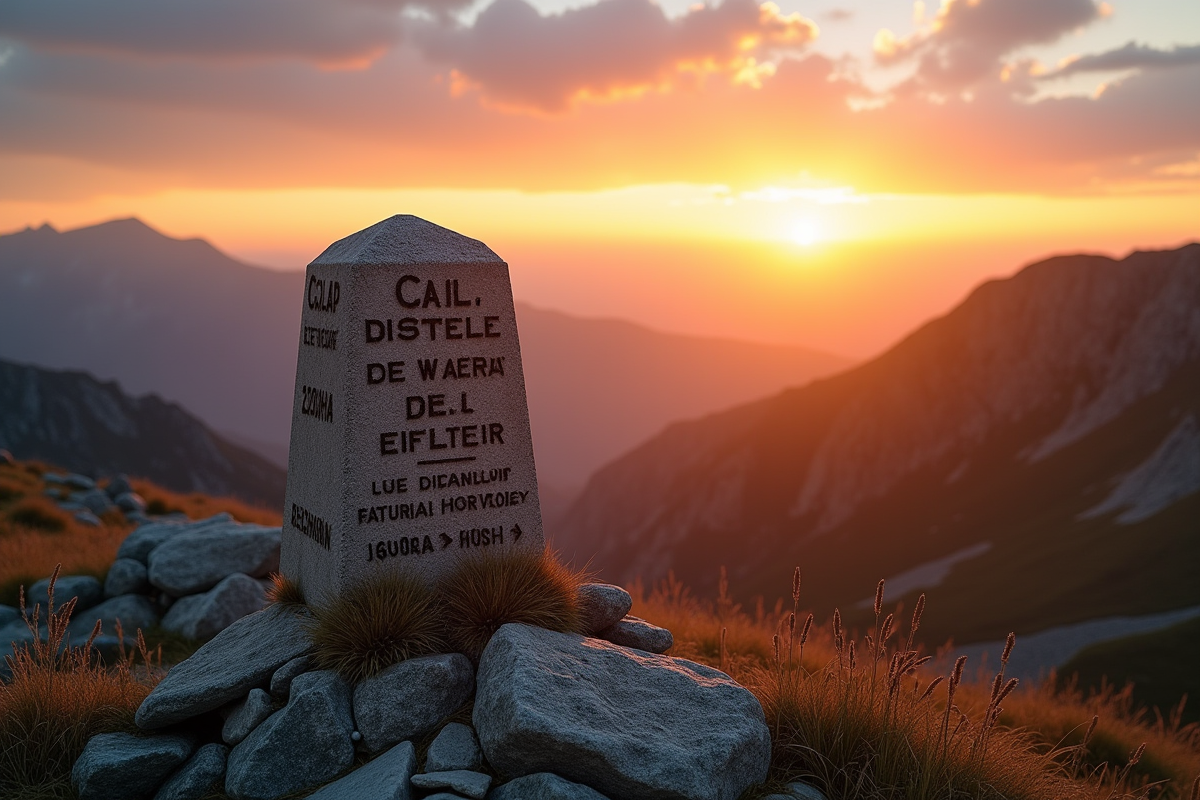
<box><xmin>576</xmin><ymin>584</ymin><xmax>632</xmax><ymax>636</ymax></box>
<box><xmin>162</xmin><ymin>573</ymin><xmax>268</xmax><ymax>640</ymax></box>
<box><xmin>222</xmin><ymin>688</ymin><xmax>275</xmax><ymax>746</ymax></box>
<box><xmin>116</xmin><ymin>492</ymin><xmax>148</xmax><ymax>513</ymax></box>
<box><xmin>474</xmin><ymin>624</ymin><xmax>770</xmax><ymax>800</ymax></box>
<box><xmin>226</xmin><ymin>671</ymin><xmax>355</xmax><ymax>800</ymax></box>
<box><xmin>71</xmin><ymin>732</ymin><xmax>193</xmax><ymax>800</ymax></box>
<box><xmin>75</xmin><ymin>510</ymin><xmax>103</xmax><ymax>527</ymax></box>
<box><xmin>426</xmin><ymin>722</ymin><xmax>482</xmax><ymax>772</ymax></box>
<box><xmin>63</xmin><ymin>473</ymin><xmax>96</xmax><ymax>490</ymax></box>
<box><xmin>68</xmin><ymin>594</ymin><xmax>159</xmax><ymax>641</ymax></box>
<box><xmin>489</xmin><ymin>773</ymin><xmax>611</xmax><ymax>800</ymax></box>
<box><xmin>0</xmin><ymin>604</ymin><xmax>18</xmax><ymax>627</ymax></box>
<box><xmin>269</xmin><ymin>654</ymin><xmax>313</xmax><ymax>699</ymax></box>
<box><xmin>148</xmin><ymin>525</ymin><xmax>281</xmax><ymax>596</ymax></box>
<box><xmin>153</xmin><ymin>743</ymin><xmax>228</xmax><ymax>800</ymax></box>
<box><xmin>105</xmin><ymin>474</ymin><xmax>134</xmax><ymax>499</ymax></box>
<box><xmin>105</xmin><ymin>558</ymin><xmax>150</xmax><ymax>598</ymax></box>
<box><xmin>353</xmin><ymin>653</ymin><xmax>475</xmax><ymax>753</ymax></box>
<box><xmin>80</xmin><ymin>489</ymin><xmax>116</xmax><ymax>516</ymax></box>
<box><xmin>28</xmin><ymin>574</ymin><xmax>104</xmax><ymax>613</ymax></box>
<box><xmin>117</xmin><ymin>513</ymin><xmax>232</xmax><ymax>564</ymax></box>
<box><xmin>307</xmin><ymin>741</ymin><xmax>417</xmax><ymax>800</ymax></box>
<box><xmin>136</xmin><ymin>604</ymin><xmax>314</xmax><ymax>730</ymax></box>
<box><xmin>411</xmin><ymin>770</ymin><xmax>491</xmax><ymax>799</ymax></box>
<box><xmin>598</xmin><ymin>616</ymin><xmax>673</xmax><ymax>654</ymax></box>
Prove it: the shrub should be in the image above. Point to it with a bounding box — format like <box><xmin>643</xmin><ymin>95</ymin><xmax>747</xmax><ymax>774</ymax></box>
<box><xmin>0</xmin><ymin>567</ymin><xmax>158</xmax><ymax>800</ymax></box>
<box><xmin>438</xmin><ymin>549</ymin><xmax>583</xmax><ymax>662</ymax></box>
<box><xmin>308</xmin><ymin>572</ymin><xmax>444</xmax><ymax>682</ymax></box>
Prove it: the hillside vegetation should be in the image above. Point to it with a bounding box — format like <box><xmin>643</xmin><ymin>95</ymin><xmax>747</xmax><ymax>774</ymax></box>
<box><xmin>2</xmin><ymin>459</ymin><xmax>1197</xmax><ymax>799</ymax></box>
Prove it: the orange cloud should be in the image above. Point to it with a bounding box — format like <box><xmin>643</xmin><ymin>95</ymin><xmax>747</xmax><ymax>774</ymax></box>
<box><xmin>410</xmin><ymin>0</ymin><xmax>817</xmax><ymax>112</ymax></box>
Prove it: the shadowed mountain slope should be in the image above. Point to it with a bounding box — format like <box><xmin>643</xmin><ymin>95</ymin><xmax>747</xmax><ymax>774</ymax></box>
<box><xmin>0</xmin><ymin>358</ymin><xmax>286</xmax><ymax>507</ymax></box>
<box><xmin>561</xmin><ymin>244</ymin><xmax>1200</xmax><ymax>645</ymax></box>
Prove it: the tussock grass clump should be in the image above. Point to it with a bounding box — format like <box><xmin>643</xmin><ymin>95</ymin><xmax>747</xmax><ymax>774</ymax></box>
<box><xmin>0</xmin><ymin>567</ymin><xmax>159</xmax><ymax>800</ymax></box>
<box><xmin>438</xmin><ymin>549</ymin><xmax>583</xmax><ymax>661</ymax></box>
<box><xmin>309</xmin><ymin>572</ymin><xmax>444</xmax><ymax>682</ymax></box>
<box><xmin>265</xmin><ymin>572</ymin><xmax>306</xmax><ymax>607</ymax></box>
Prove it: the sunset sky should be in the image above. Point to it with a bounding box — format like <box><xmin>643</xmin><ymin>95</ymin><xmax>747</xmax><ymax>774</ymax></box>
<box><xmin>1</xmin><ymin>0</ymin><xmax>1197</xmax><ymax>357</ymax></box>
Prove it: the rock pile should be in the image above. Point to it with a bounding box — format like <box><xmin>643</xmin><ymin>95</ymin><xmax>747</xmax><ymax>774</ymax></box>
<box><xmin>0</xmin><ymin>511</ymin><xmax>281</xmax><ymax>676</ymax></box>
<box><xmin>71</xmin><ymin>583</ymin><xmax>774</xmax><ymax>800</ymax></box>
<box><xmin>42</xmin><ymin>471</ymin><xmax>147</xmax><ymax>527</ymax></box>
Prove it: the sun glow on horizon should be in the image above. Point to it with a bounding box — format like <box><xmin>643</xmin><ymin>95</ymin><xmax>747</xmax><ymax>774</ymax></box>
<box><xmin>790</xmin><ymin>217</ymin><xmax>821</xmax><ymax>247</ymax></box>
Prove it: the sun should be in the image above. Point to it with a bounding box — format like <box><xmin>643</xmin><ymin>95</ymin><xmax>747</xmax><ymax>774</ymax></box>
<box><xmin>789</xmin><ymin>218</ymin><xmax>820</xmax><ymax>247</ymax></box>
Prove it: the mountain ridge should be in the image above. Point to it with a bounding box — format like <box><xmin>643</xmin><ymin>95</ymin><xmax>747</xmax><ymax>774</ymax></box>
<box><xmin>561</xmin><ymin>243</ymin><xmax>1200</xmax><ymax>644</ymax></box>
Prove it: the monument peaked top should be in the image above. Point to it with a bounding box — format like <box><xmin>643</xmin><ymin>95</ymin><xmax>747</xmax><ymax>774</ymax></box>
<box><xmin>311</xmin><ymin>215</ymin><xmax>504</xmax><ymax>268</ymax></box>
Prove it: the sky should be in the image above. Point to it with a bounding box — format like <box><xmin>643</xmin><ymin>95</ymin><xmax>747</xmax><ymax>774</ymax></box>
<box><xmin>1</xmin><ymin>0</ymin><xmax>1197</xmax><ymax>357</ymax></box>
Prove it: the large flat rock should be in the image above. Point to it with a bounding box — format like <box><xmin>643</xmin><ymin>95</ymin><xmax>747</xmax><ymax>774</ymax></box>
<box><xmin>306</xmin><ymin>740</ymin><xmax>416</xmax><ymax>800</ymax></box>
<box><xmin>353</xmin><ymin>653</ymin><xmax>474</xmax><ymax>753</ymax></box>
<box><xmin>148</xmin><ymin>524</ymin><xmax>281</xmax><ymax>596</ymax></box>
<box><xmin>117</xmin><ymin>514</ymin><xmax>232</xmax><ymax>564</ymax></box>
<box><xmin>474</xmin><ymin>624</ymin><xmax>770</xmax><ymax>800</ymax></box>
<box><xmin>136</xmin><ymin>605</ymin><xmax>313</xmax><ymax>730</ymax></box>
<box><xmin>71</xmin><ymin>732</ymin><xmax>193</xmax><ymax>800</ymax></box>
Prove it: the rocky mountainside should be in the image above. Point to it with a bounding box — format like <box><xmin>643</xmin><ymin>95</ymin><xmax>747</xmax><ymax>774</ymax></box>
<box><xmin>0</xmin><ymin>219</ymin><xmax>848</xmax><ymax>493</ymax></box>
<box><xmin>0</xmin><ymin>358</ymin><xmax>286</xmax><ymax>507</ymax></box>
<box><xmin>562</xmin><ymin>244</ymin><xmax>1200</xmax><ymax>645</ymax></box>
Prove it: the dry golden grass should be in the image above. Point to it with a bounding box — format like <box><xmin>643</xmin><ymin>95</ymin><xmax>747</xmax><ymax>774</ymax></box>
<box><xmin>641</xmin><ymin>569</ymin><xmax>1200</xmax><ymax>800</ymax></box>
<box><xmin>0</xmin><ymin>569</ymin><xmax>159</xmax><ymax>800</ymax></box>
<box><xmin>265</xmin><ymin>572</ymin><xmax>306</xmax><ymax>607</ymax></box>
<box><xmin>130</xmin><ymin>478</ymin><xmax>280</xmax><ymax>526</ymax></box>
<box><xmin>438</xmin><ymin>549</ymin><xmax>583</xmax><ymax>661</ymax></box>
<box><xmin>308</xmin><ymin>572</ymin><xmax>444</xmax><ymax>682</ymax></box>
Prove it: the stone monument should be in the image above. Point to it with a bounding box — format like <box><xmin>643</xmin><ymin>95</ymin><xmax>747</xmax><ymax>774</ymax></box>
<box><xmin>281</xmin><ymin>215</ymin><xmax>544</xmax><ymax>601</ymax></box>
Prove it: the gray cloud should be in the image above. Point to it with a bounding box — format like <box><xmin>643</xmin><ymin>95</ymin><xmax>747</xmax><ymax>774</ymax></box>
<box><xmin>411</xmin><ymin>0</ymin><xmax>817</xmax><ymax>111</ymax></box>
<box><xmin>1042</xmin><ymin>41</ymin><xmax>1200</xmax><ymax>78</ymax></box>
<box><xmin>876</xmin><ymin>0</ymin><xmax>1103</xmax><ymax>91</ymax></box>
<box><xmin>0</xmin><ymin>0</ymin><xmax>433</xmax><ymax>65</ymax></box>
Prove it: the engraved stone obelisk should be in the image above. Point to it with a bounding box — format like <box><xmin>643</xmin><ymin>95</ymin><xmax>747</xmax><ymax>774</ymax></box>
<box><xmin>281</xmin><ymin>215</ymin><xmax>544</xmax><ymax>601</ymax></box>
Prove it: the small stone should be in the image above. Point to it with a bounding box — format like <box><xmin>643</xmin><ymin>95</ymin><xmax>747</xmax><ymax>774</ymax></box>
<box><xmin>116</xmin><ymin>492</ymin><xmax>148</xmax><ymax>513</ymax></box>
<box><xmin>0</xmin><ymin>448</ymin><xmax>13</xmax><ymax>465</ymax></box>
<box><xmin>71</xmin><ymin>732</ymin><xmax>193</xmax><ymax>800</ymax></box>
<box><xmin>421</xmin><ymin>794</ymin><xmax>468</xmax><ymax>800</ymax></box>
<box><xmin>63</xmin><ymin>473</ymin><xmax>96</xmax><ymax>490</ymax></box>
<box><xmin>105</xmin><ymin>474</ymin><xmax>134</xmax><ymax>499</ymax></box>
<box><xmin>576</xmin><ymin>584</ymin><xmax>632</xmax><ymax>636</ymax></box>
<box><xmin>105</xmin><ymin>558</ymin><xmax>150</xmax><ymax>598</ymax></box>
<box><xmin>425</xmin><ymin>722</ymin><xmax>482</xmax><ymax>772</ymax></box>
<box><xmin>785</xmin><ymin>781</ymin><xmax>830</xmax><ymax>800</ymax></box>
<box><xmin>225</xmin><ymin>671</ymin><xmax>355</xmax><ymax>800</ymax></box>
<box><xmin>67</xmin><ymin>594</ymin><xmax>160</xmax><ymax>640</ymax></box>
<box><xmin>28</xmin><ymin>575</ymin><xmax>104</xmax><ymax>613</ymax></box>
<box><xmin>117</xmin><ymin>513</ymin><xmax>232</xmax><ymax>564</ymax></box>
<box><xmin>306</xmin><ymin>740</ymin><xmax>416</xmax><ymax>800</ymax></box>
<box><xmin>161</xmin><ymin>573</ymin><xmax>268</xmax><ymax>640</ymax></box>
<box><xmin>351</xmin><ymin>731</ymin><xmax>362</xmax><ymax>743</ymax></box>
<box><xmin>411</xmin><ymin>770</ymin><xmax>491</xmax><ymax>799</ymax></box>
<box><xmin>269</xmin><ymin>654</ymin><xmax>314</xmax><ymax>699</ymax></box>
<box><xmin>148</xmin><ymin>524</ymin><xmax>281</xmax><ymax>596</ymax></box>
<box><xmin>352</xmin><ymin>653</ymin><xmax>474</xmax><ymax>753</ymax></box>
<box><xmin>75</xmin><ymin>510</ymin><xmax>103</xmax><ymax>527</ymax></box>
<box><xmin>489</xmin><ymin>773</ymin><xmax>611</xmax><ymax>800</ymax></box>
<box><xmin>153</xmin><ymin>743</ymin><xmax>228</xmax><ymax>800</ymax></box>
<box><xmin>222</xmin><ymin>688</ymin><xmax>275</xmax><ymax>746</ymax></box>
<box><xmin>597</xmin><ymin>616</ymin><xmax>673</xmax><ymax>654</ymax></box>
<box><xmin>136</xmin><ymin>604</ymin><xmax>314</xmax><ymax>730</ymax></box>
